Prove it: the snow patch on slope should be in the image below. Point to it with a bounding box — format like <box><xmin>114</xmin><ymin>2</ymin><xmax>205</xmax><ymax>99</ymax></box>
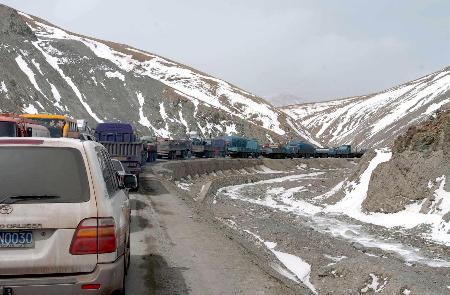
<box><xmin>49</xmin><ymin>82</ymin><xmax>64</xmax><ymax>110</ymax></box>
<box><xmin>0</xmin><ymin>81</ymin><xmax>7</xmax><ymax>93</ymax></box>
<box><xmin>105</xmin><ymin>71</ymin><xmax>125</xmax><ymax>81</ymax></box>
<box><xmin>136</xmin><ymin>92</ymin><xmax>170</xmax><ymax>138</ymax></box>
<box><xmin>15</xmin><ymin>55</ymin><xmax>44</xmax><ymax>96</ymax></box>
<box><xmin>22</xmin><ymin>103</ymin><xmax>38</xmax><ymax>114</ymax></box>
<box><xmin>136</xmin><ymin>91</ymin><xmax>151</xmax><ymax>128</ymax></box>
<box><xmin>31</xmin><ymin>59</ymin><xmax>44</xmax><ymax>75</ymax></box>
<box><xmin>178</xmin><ymin>110</ymin><xmax>188</xmax><ymax>131</ymax></box>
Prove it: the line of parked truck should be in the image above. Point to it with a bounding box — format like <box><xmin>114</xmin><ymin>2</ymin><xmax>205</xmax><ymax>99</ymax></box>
<box><xmin>0</xmin><ymin>114</ymin><xmax>365</xmax><ymax>185</ymax></box>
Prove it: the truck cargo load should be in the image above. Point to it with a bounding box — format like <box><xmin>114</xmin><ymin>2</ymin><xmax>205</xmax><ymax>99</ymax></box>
<box><xmin>157</xmin><ymin>138</ymin><xmax>191</xmax><ymax>160</ymax></box>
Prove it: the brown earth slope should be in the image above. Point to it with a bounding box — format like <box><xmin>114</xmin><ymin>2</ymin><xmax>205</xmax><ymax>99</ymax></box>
<box><xmin>364</xmin><ymin>110</ymin><xmax>450</xmax><ymax>213</ymax></box>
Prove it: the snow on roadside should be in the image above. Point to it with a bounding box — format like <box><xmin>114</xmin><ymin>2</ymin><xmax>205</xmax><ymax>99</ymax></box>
<box><xmin>265</xmin><ymin>241</ymin><xmax>317</xmax><ymax>294</ymax></box>
<box><xmin>325</xmin><ymin>149</ymin><xmax>450</xmax><ymax>246</ymax></box>
<box><xmin>220</xmin><ymin>220</ymin><xmax>317</xmax><ymax>294</ymax></box>
<box><xmin>176</xmin><ymin>182</ymin><xmax>192</xmax><ymax>191</ymax></box>
<box><xmin>314</xmin><ymin>180</ymin><xmax>345</xmax><ymax>201</ymax></box>
<box><xmin>325</xmin><ymin>149</ymin><xmax>392</xmax><ymax>215</ymax></box>
<box><xmin>360</xmin><ymin>274</ymin><xmax>388</xmax><ymax>293</ymax></box>
<box><xmin>257</xmin><ymin>165</ymin><xmax>284</xmax><ymax>174</ymax></box>
<box><xmin>219</xmin><ymin>172</ymin><xmax>325</xmax><ymax>216</ymax></box>
<box><xmin>323</xmin><ymin>254</ymin><xmax>347</xmax><ymax>266</ymax></box>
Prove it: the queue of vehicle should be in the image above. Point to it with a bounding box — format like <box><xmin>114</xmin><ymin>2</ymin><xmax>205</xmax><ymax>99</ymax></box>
<box><xmin>0</xmin><ymin>112</ymin><xmax>365</xmax><ymax>294</ymax></box>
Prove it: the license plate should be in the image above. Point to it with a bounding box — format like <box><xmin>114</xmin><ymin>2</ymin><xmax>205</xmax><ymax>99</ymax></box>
<box><xmin>0</xmin><ymin>231</ymin><xmax>34</xmax><ymax>248</ymax></box>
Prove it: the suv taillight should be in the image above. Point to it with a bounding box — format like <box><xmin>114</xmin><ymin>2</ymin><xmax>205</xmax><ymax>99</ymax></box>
<box><xmin>70</xmin><ymin>218</ymin><xmax>117</xmax><ymax>255</ymax></box>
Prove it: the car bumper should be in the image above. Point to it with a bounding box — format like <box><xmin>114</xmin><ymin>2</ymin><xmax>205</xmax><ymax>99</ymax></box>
<box><xmin>0</xmin><ymin>256</ymin><xmax>124</xmax><ymax>295</ymax></box>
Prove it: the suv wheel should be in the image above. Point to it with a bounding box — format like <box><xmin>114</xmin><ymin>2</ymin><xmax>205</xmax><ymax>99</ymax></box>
<box><xmin>125</xmin><ymin>235</ymin><xmax>131</xmax><ymax>274</ymax></box>
<box><xmin>121</xmin><ymin>260</ymin><xmax>127</xmax><ymax>295</ymax></box>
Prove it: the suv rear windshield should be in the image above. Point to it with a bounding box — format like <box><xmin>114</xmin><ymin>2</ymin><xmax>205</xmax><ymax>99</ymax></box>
<box><xmin>0</xmin><ymin>147</ymin><xmax>90</xmax><ymax>203</ymax></box>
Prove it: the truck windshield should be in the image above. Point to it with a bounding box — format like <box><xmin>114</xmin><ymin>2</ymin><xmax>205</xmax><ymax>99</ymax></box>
<box><xmin>30</xmin><ymin>118</ymin><xmax>65</xmax><ymax>138</ymax></box>
<box><xmin>0</xmin><ymin>147</ymin><xmax>90</xmax><ymax>203</ymax></box>
<box><xmin>0</xmin><ymin>122</ymin><xmax>16</xmax><ymax>137</ymax></box>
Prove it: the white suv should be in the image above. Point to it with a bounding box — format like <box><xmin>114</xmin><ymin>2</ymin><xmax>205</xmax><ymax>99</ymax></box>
<box><xmin>0</xmin><ymin>137</ymin><xmax>136</xmax><ymax>295</ymax></box>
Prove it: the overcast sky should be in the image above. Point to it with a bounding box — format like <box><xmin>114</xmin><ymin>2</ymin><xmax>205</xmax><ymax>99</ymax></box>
<box><xmin>2</xmin><ymin>0</ymin><xmax>450</xmax><ymax>105</ymax></box>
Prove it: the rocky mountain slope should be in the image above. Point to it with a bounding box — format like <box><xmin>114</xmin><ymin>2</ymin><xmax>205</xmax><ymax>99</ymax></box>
<box><xmin>282</xmin><ymin>68</ymin><xmax>450</xmax><ymax>148</ymax></box>
<box><xmin>0</xmin><ymin>4</ymin><xmax>308</xmax><ymax>142</ymax></box>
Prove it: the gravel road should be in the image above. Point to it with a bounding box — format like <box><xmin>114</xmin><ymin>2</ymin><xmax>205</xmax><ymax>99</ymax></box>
<box><xmin>125</xmin><ymin>175</ymin><xmax>300</xmax><ymax>294</ymax></box>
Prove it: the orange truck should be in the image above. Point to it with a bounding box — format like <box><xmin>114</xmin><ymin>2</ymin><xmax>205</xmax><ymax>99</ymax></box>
<box><xmin>0</xmin><ymin>114</ymin><xmax>50</xmax><ymax>137</ymax></box>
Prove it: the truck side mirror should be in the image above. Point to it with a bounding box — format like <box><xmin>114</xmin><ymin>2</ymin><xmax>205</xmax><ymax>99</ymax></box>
<box><xmin>123</xmin><ymin>174</ymin><xmax>138</xmax><ymax>190</ymax></box>
<box><xmin>26</xmin><ymin>127</ymin><xmax>33</xmax><ymax>137</ymax></box>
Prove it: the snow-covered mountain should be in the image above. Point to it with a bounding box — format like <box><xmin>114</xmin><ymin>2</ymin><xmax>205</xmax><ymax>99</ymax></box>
<box><xmin>282</xmin><ymin>67</ymin><xmax>450</xmax><ymax>148</ymax></box>
<box><xmin>0</xmin><ymin>4</ymin><xmax>305</xmax><ymax>142</ymax></box>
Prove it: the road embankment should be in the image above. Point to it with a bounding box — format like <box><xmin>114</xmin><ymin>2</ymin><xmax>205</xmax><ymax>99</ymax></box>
<box><xmin>149</xmin><ymin>157</ymin><xmax>356</xmax><ymax>181</ymax></box>
<box><xmin>150</xmin><ymin>158</ymin><xmax>264</xmax><ymax>180</ymax></box>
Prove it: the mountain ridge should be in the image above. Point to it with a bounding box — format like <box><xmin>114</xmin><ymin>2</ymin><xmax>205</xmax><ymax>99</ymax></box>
<box><xmin>282</xmin><ymin>66</ymin><xmax>450</xmax><ymax>148</ymax></box>
<box><xmin>3</xmin><ymin>3</ymin><xmax>450</xmax><ymax>149</ymax></box>
<box><xmin>0</xmin><ymin>4</ymin><xmax>309</xmax><ymax>143</ymax></box>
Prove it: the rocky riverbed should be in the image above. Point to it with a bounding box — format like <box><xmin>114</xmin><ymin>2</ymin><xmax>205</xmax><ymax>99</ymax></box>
<box><xmin>165</xmin><ymin>157</ymin><xmax>450</xmax><ymax>294</ymax></box>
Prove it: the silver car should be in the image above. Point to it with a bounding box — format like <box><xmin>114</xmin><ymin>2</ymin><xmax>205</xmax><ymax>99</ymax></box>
<box><xmin>0</xmin><ymin>137</ymin><xmax>136</xmax><ymax>294</ymax></box>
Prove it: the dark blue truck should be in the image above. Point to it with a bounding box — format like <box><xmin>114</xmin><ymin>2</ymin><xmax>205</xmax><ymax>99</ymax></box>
<box><xmin>95</xmin><ymin>123</ymin><xmax>147</xmax><ymax>179</ymax></box>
